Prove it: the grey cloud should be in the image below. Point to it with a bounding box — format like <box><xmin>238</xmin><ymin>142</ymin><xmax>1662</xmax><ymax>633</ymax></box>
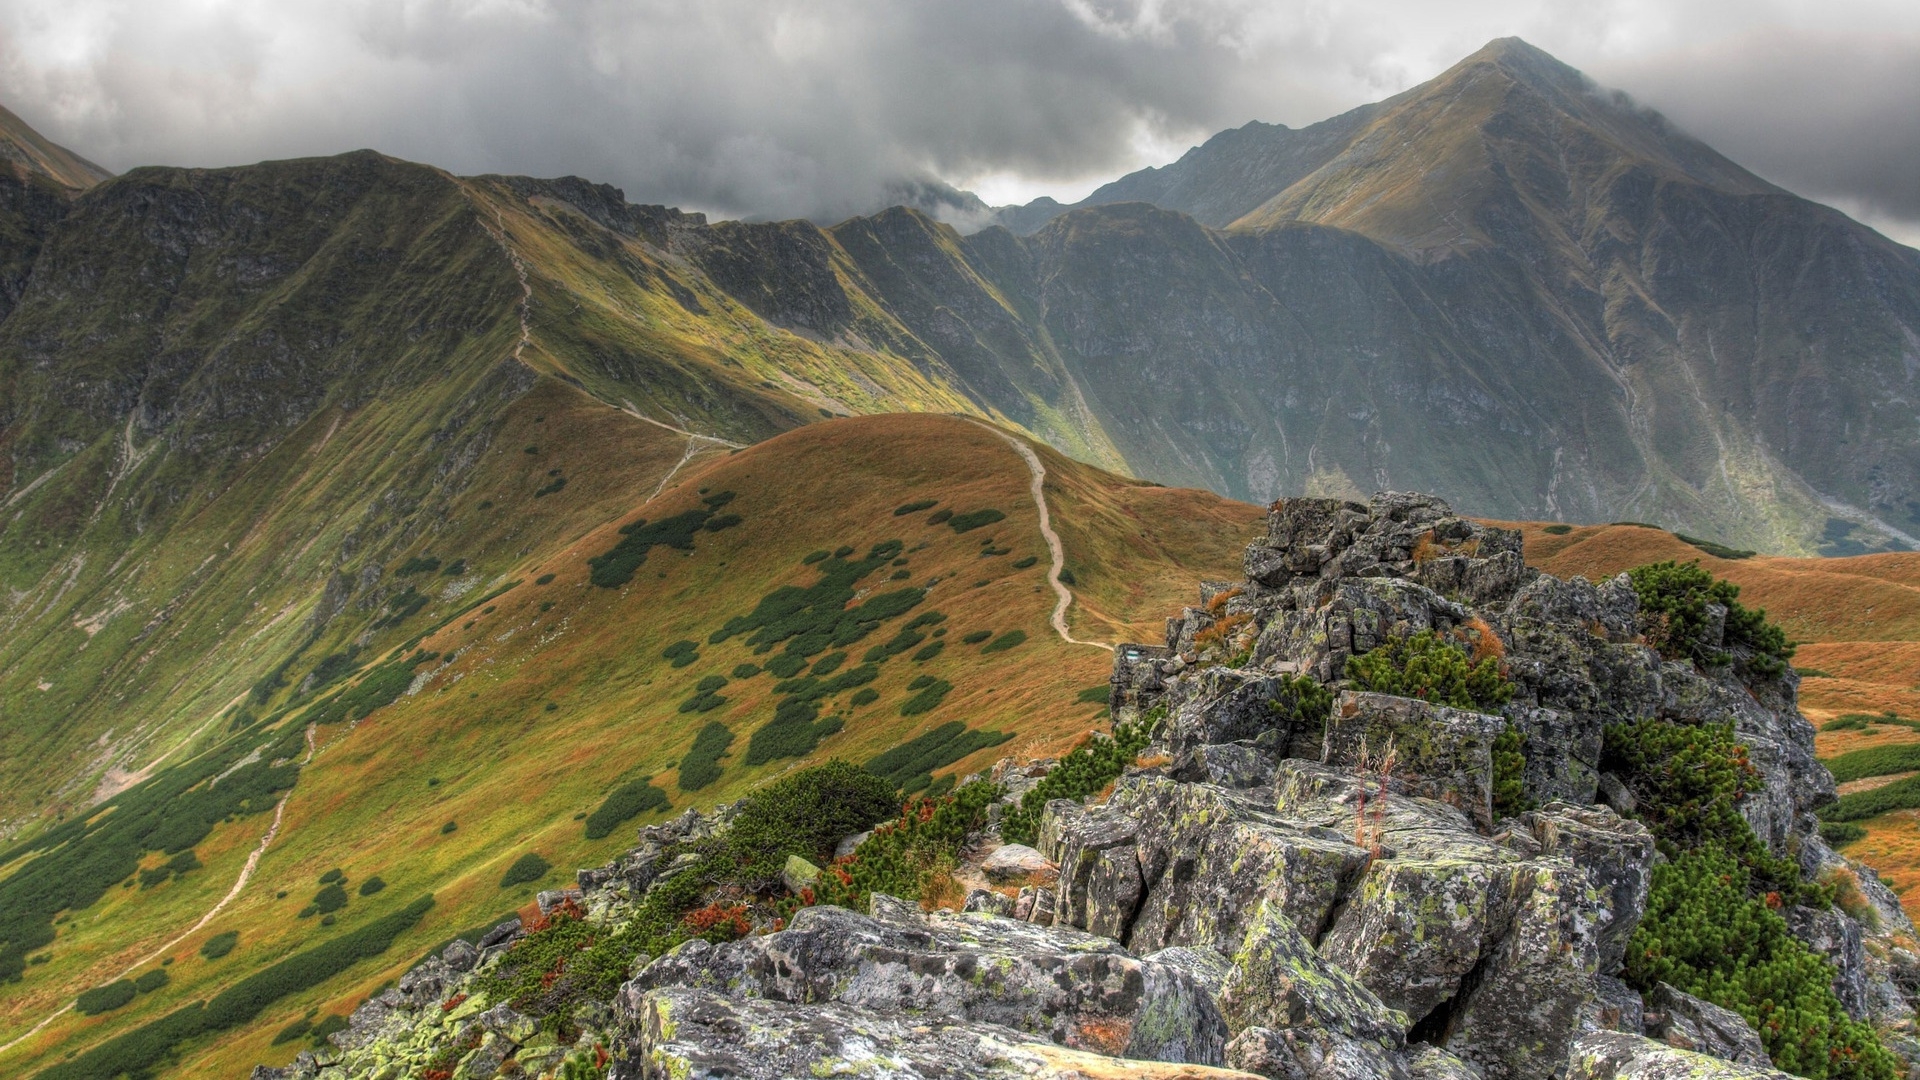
<box><xmin>0</xmin><ymin>0</ymin><xmax>1911</xmax><ymax>241</ymax></box>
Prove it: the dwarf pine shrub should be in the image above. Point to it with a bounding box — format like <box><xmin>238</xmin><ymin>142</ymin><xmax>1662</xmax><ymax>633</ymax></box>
<box><xmin>999</xmin><ymin>720</ymin><xmax>1150</xmax><ymax>845</ymax></box>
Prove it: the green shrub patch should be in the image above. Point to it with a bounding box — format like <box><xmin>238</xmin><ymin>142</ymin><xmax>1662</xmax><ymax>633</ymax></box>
<box><xmin>731</xmin><ymin>663</ymin><xmax>762</xmax><ymax>679</ymax></box>
<box><xmin>810</xmin><ymin>782</ymin><xmax>997</xmax><ymax>912</ymax></box>
<box><xmin>584</xmin><ymin>779</ymin><xmax>671</xmax><ymax>839</ymax></box>
<box><xmin>134</xmin><ymin>969</ymin><xmax>169</xmax><ymax>994</ymax></box>
<box><xmin>588</xmin><ymin>499</ymin><xmax>733</xmax><ymax>589</ymax></box>
<box><xmin>981</xmin><ymin>630</ymin><xmax>1027</xmax><ymax>654</ymax></box>
<box><xmin>850</xmin><ymin>688</ymin><xmax>879</xmax><ymax>707</ymax></box>
<box><xmin>77</xmin><ymin>980</ymin><xmax>137</xmax><ymax>1015</ymax></box>
<box><xmin>810</xmin><ymin>652</ymin><xmax>848</xmax><ymax>676</ymax></box>
<box><xmin>912</xmin><ymin>640</ymin><xmax>945</xmax><ymax>662</ymax></box>
<box><xmin>679</xmin><ymin>723</ymin><xmax>734</xmax><ymax>791</ymax></box>
<box><xmin>358</xmin><ymin>877</ymin><xmax>386</xmax><ymax>897</ymax></box>
<box><xmin>947</xmin><ymin>509</ymin><xmax>1004</xmax><ymax>533</ymax></box>
<box><xmin>1347</xmin><ymin>630</ymin><xmax>1512</xmax><ymax>710</ymax></box>
<box><xmin>1676</xmin><ymin>533</ymin><xmax>1757</xmax><ymax>560</ymax></box>
<box><xmin>500</xmin><ymin>853</ymin><xmax>554</xmax><ymax>888</ymax></box>
<box><xmin>396</xmin><ymin>555</ymin><xmax>442</xmax><ymax>576</ymax></box>
<box><xmin>1542</xmin><ymin>524</ymin><xmax>1573</xmax><ymax>535</ymax></box>
<box><xmin>894</xmin><ymin>499</ymin><xmax>938</xmax><ymax>515</ymax></box>
<box><xmin>319</xmin><ymin>868</ymin><xmax>344</xmax><ymax>884</ymax></box>
<box><xmin>927</xmin><ymin>508</ymin><xmax>953</xmax><ymax>525</ymax></box>
<box><xmin>1012</xmin><ymin>556</ymin><xmax>1039</xmax><ymax>569</ymax></box>
<box><xmin>312</xmin><ymin>883</ymin><xmax>349</xmax><ymax>914</ymax></box>
<box><xmin>708</xmin><ymin>542</ymin><xmax>917</xmax><ymax>658</ymax></box>
<box><xmin>900</xmin><ymin>679</ymin><xmax>954</xmax><ymax>716</ymax></box>
<box><xmin>296</xmin><ymin>652</ymin><xmax>434</xmax><ymax>727</ymax></box>
<box><xmin>1821</xmin><ymin>822</ymin><xmax>1868</xmax><ymax>847</ymax></box>
<box><xmin>998</xmin><ymin>719</ymin><xmax>1152</xmax><ymax>846</ymax></box>
<box><xmin>534</xmin><ymin>475</ymin><xmax>568</xmax><ymax>498</ymax></box>
<box><xmin>1076</xmin><ymin>684</ymin><xmax>1111</xmax><ymax>704</ymax></box>
<box><xmin>765</xmin><ymin>653</ymin><xmax>808</xmax><ymax>678</ymax></box>
<box><xmin>39</xmin><ymin>897</ymin><xmax>433</xmax><ymax>1080</ymax></box>
<box><xmin>961</xmin><ymin>629</ymin><xmax>992</xmax><ymax>644</ymax></box>
<box><xmin>865</xmin><ymin>722</ymin><xmax>1013</xmax><ymax>790</ymax></box>
<box><xmin>744</xmin><ymin>698</ymin><xmax>845</xmax><ymax>765</ymax></box>
<box><xmin>1822</xmin><ymin>776</ymin><xmax>1920</xmax><ymax>823</ymax></box>
<box><xmin>200</xmin><ymin>931</ymin><xmax>239</xmax><ymax>960</ymax></box>
<box><xmin>1628</xmin><ymin>561</ymin><xmax>1792</xmax><ymax>679</ymax></box>
<box><xmin>1825</xmin><ymin>744</ymin><xmax>1920</xmax><ymax>784</ymax></box>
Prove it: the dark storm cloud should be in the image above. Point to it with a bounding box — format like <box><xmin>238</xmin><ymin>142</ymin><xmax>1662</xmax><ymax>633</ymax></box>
<box><xmin>0</xmin><ymin>1</ymin><xmax>1912</xmax><ymax>241</ymax></box>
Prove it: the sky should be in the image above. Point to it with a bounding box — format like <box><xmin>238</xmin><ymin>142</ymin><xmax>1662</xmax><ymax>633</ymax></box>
<box><xmin>0</xmin><ymin>0</ymin><xmax>1915</xmax><ymax>245</ymax></box>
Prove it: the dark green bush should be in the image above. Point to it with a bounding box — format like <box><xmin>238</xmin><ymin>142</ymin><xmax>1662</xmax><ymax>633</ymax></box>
<box><xmin>396</xmin><ymin>555</ymin><xmax>442</xmax><ymax>576</ymax></box>
<box><xmin>1542</xmin><ymin>524</ymin><xmax>1573</xmax><ymax>535</ymax></box>
<box><xmin>442</xmin><ymin>559</ymin><xmax>467</xmax><ymax>576</ymax></box>
<box><xmin>743</xmin><ymin>698</ymin><xmax>844</xmax><ymax>764</ymax></box>
<box><xmin>927</xmin><ymin>508</ymin><xmax>953</xmax><ymax>525</ymax></box>
<box><xmin>947</xmin><ymin>509</ymin><xmax>1005</xmax><ymax>533</ymax></box>
<box><xmin>1822</xmin><ymin>775</ymin><xmax>1920</xmax><ymax>823</ymax></box>
<box><xmin>719</xmin><ymin>760</ymin><xmax>901</xmax><ymax>889</ymax></box>
<box><xmin>834</xmin><ymin>545</ymin><xmax>856</xmax><ymax>558</ymax></box>
<box><xmin>765</xmin><ymin>653</ymin><xmax>808</xmax><ymax>678</ymax></box>
<box><xmin>865</xmin><ymin>627</ymin><xmax>925</xmax><ymax>662</ymax></box>
<box><xmin>663</xmin><ymin>640</ymin><xmax>698</xmax><ymax>661</ymax></box>
<box><xmin>319</xmin><ymin>868</ymin><xmax>344</xmax><ymax>884</ymax></box>
<box><xmin>305</xmin><ymin>649</ymin><xmax>363</xmax><ymax>694</ymax></box>
<box><xmin>77</xmin><ymin>980</ymin><xmax>137</xmax><ymax>1015</ymax></box>
<box><xmin>307</xmin><ymin>1014</ymin><xmax>349</xmax><ymax>1046</ymax></box>
<box><xmin>1012</xmin><ymin>556</ymin><xmax>1039</xmax><ymax>569</ymax></box>
<box><xmin>38</xmin><ymin>898</ymin><xmax>433</xmax><ymax>1080</ymax></box>
<box><xmin>536</xmin><ymin>573</ymin><xmax>556</xmax><ymax>585</ymax></box>
<box><xmin>1492</xmin><ymin>727</ymin><xmax>1531</xmax><ymax>820</ymax></box>
<box><xmin>809</xmin><ymin>782</ymin><xmax>998</xmax><ymax>912</ymax></box>
<box><xmin>705</xmin><ymin>513</ymin><xmax>742</xmax><ymax>531</ymax></box>
<box><xmin>810</xmin><ymin>652</ymin><xmax>847</xmax><ymax>676</ymax></box>
<box><xmin>679</xmin><ymin>723</ymin><xmax>733</xmax><ymax>791</ymax></box>
<box><xmin>1000</xmin><ymin>721</ymin><xmax>1150</xmax><ymax>845</ymax></box>
<box><xmin>709</xmin><ymin>543</ymin><xmax>917</xmax><ymax>658</ymax></box>
<box><xmin>584</xmin><ymin>779</ymin><xmax>671</xmax><ymax>839</ymax></box>
<box><xmin>200</xmin><ymin>931</ymin><xmax>239</xmax><ymax>960</ymax></box>
<box><xmin>358</xmin><ymin>877</ymin><xmax>386</xmax><ymax>897</ymax></box>
<box><xmin>1676</xmin><ymin>533</ymin><xmax>1757</xmax><ymax>560</ymax></box>
<box><xmin>297</xmin><ymin>652</ymin><xmax>432</xmax><ymax>727</ymax></box>
<box><xmin>1077</xmin><ymin>684</ymin><xmax>1111</xmax><ymax>704</ymax></box>
<box><xmin>1825</xmin><ymin>744</ymin><xmax>1920</xmax><ymax>783</ymax></box>
<box><xmin>981</xmin><ymin>630</ymin><xmax>1027</xmax><ymax>654</ymax></box>
<box><xmin>850</xmin><ymin>688</ymin><xmax>880</xmax><ymax>707</ymax></box>
<box><xmin>312</xmin><ymin>883</ymin><xmax>349</xmax><ymax>914</ymax></box>
<box><xmin>961</xmin><ymin>629</ymin><xmax>992</xmax><ymax>644</ymax></box>
<box><xmin>1824</xmin><ymin>716</ymin><xmax>1872</xmax><ymax>731</ymax></box>
<box><xmin>894</xmin><ymin>499</ymin><xmax>938</xmax><ymax>515</ymax></box>
<box><xmin>1820</xmin><ymin>822</ymin><xmax>1868</xmax><ymax>847</ymax></box>
<box><xmin>501</xmin><ymin>853</ymin><xmax>554</xmax><ymax>888</ymax></box>
<box><xmin>588</xmin><ymin>510</ymin><xmax>719</xmax><ymax>588</ymax></box>
<box><xmin>912</xmin><ymin>640</ymin><xmax>945</xmax><ymax>662</ymax></box>
<box><xmin>134</xmin><ymin>969</ymin><xmax>169</xmax><ymax>994</ymax></box>
<box><xmin>865</xmin><ymin>723</ymin><xmax>1013</xmax><ymax>790</ymax></box>
<box><xmin>535</xmin><ymin>476</ymin><xmax>568</xmax><ymax>498</ymax></box>
<box><xmin>731</xmin><ymin>663</ymin><xmax>761</xmax><ymax>679</ymax></box>
<box><xmin>1626</xmin><ymin>848</ymin><xmax>1895</xmax><ymax>1080</ymax></box>
<box><xmin>441</xmin><ymin>821</ymin><xmax>458</xmax><ymax>834</ymax></box>
<box><xmin>1603</xmin><ymin>719</ymin><xmax>1807</xmax><ymax>896</ymax></box>
<box><xmin>1346</xmin><ymin>630</ymin><xmax>1512</xmax><ymax>711</ymax></box>
<box><xmin>900</xmin><ymin>679</ymin><xmax>954</xmax><ymax>716</ymax></box>
<box><xmin>272</xmin><ymin>1017</ymin><xmax>313</xmax><ymax>1045</ymax></box>
<box><xmin>802</xmin><ymin>550</ymin><xmax>830</xmax><ymax>564</ymax></box>
<box><xmin>1628</xmin><ymin>561</ymin><xmax>1792</xmax><ymax>679</ymax></box>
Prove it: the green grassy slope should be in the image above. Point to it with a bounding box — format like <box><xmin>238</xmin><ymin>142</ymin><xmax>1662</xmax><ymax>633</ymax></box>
<box><xmin>0</xmin><ymin>413</ymin><xmax>1260</xmax><ymax>1077</ymax></box>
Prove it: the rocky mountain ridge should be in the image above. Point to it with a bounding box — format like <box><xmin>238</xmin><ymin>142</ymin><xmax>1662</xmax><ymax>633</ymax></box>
<box><xmin>243</xmin><ymin>492</ymin><xmax>1920</xmax><ymax>1080</ymax></box>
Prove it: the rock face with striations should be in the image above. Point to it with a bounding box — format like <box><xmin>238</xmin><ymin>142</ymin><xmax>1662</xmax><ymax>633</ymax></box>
<box><xmin>253</xmin><ymin>491</ymin><xmax>1915</xmax><ymax>1080</ymax></box>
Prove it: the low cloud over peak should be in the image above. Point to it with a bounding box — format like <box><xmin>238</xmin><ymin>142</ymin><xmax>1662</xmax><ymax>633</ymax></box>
<box><xmin>0</xmin><ymin>1</ymin><xmax>1913</xmax><ymax>243</ymax></box>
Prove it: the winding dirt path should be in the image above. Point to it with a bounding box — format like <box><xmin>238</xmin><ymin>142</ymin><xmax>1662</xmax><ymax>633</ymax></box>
<box><xmin>973</xmin><ymin>423</ymin><xmax>1111</xmax><ymax>652</ymax></box>
<box><xmin>0</xmin><ymin>727</ymin><xmax>315</xmax><ymax>1060</ymax></box>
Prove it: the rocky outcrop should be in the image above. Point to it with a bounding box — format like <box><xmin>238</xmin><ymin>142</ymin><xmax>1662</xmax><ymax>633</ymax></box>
<box><xmin>1567</xmin><ymin>1031</ymin><xmax>1793</xmax><ymax>1079</ymax></box>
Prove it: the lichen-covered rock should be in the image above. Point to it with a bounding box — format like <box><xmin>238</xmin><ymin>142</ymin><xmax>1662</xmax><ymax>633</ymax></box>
<box><xmin>1783</xmin><ymin>905</ymin><xmax>1871</xmax><ymax>1019</ymax></box>
<box><xmin>631</xmin><ymin>902</ymin><xmax>1229</xmax><ymax>1064</ymax></box>
<box><xmin>614</xmin><ymin>986</ymin><xmax>1261</xmax><ymax>1079</ymax></box>
<box><xmin>1566</xmin><ymin>1031</ymin><xmax>1791</xmax><ymax>1079</ymax></box>
<box><xmin>1318</xmin><ymin>854</ymin><xmax>1510</xmax><ymax>1021</ymax></box>
<box><xmin>1498</xmin><ymin>802</ymin><xmax>1654</xmax><ymax>972</ymax></box>
<box><xmin>1324</xmin><ymin>691</ymin><xmax>1504</xmax><ymax>830</ymax></box>
<box><xmin>1218</xmin><ymin>898</ymin><xmax>1409</xmax><ymax>1077</ymax></box>
<box><xmin>1171</xmin><ymin>741</ymin><xmax>1281</xmax><ymax>790</ymax></box>
<box><xmin>1644</xmin><ymin>984</ymin><xmax>1771</xmax><ymax>1069</ymax></box>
